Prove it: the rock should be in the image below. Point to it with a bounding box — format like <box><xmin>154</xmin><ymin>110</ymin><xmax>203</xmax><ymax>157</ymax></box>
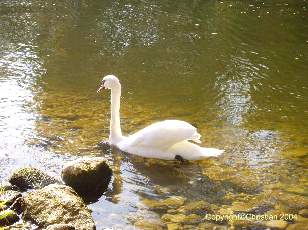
<box><xmin>287</xmin><ymin>222</ymin><xmax>308</xmax><ymax>230</ymax></box>
<box><xmin>0</xmin><ymin>181</ymin><xmax>19</xmax><ymax>191</ymax></box>
<box><xmin>22</xmin><ymin>184</ymin><xmax>95</xmax><ymax>229</ymax></box>
<box><xmin>0</xmin><ymin>190</ymin><xmax>22</xmax><ymax>209</ymax></box>
<box><xmin>182</xmin><ymin>225</ymin><xmax>196</xmax><ymax>230</ymax></box>
<box><xmin>167</xmin><ymin>223</ymin><xmax>182</xmax><ymax>230</ymax></box>
<box><xmin>10</xmin><ymin>197</ymin><xmax>24</xmax><ymax>214</ymax></box>
<box><xmin>230</xmin><ymin>218</ymin><xmax>259</xmax><ymax>229</ymax></box>
<box><xmin>198</xmin><ymin>222</ymin><xmax>227</xmax><ymax>230</ymax></box>
<box><xmin>45</xmin><ymin>224</ymin><xmax>76</xmax><ymax>230</ymax></box>
<box><xmin>9</xmin><ymin>167</ymin><xmax>59</xmax><ymax>191</ymax></box>
<box><xmin>201</xmin><ymin>162</ymin><xmax>260</xmax><ymax>193</ymax></box>
<box><xmin>61</xmin><ymin>157</ymin><xmax>112</xmax><ymax>202</ymax></box>
<box><xmin>0</xmin><ymin>209</ymin><xmax>19</xmax><ymax>226</ymax></box>
<box><xmin>161</xmin><ymin>213</ymin><xmax>201</xmax><ymax>224</ymax></box>
<box><xmin>134</xmin><ymin>220</ymin><xmax>165</xmax><ymax>230</ymax></box>
<box><xmin>265</xmin><ymin>220</ymin><xmax>288</xmax><ymax>229</ymax></box>
<box><xmin>182</xmin><ymin>214</ymin><xmax>202</xmax><ymax>224</ymax></box>
<box><xmin>142</xmin><ymin>196</ymin><xmax>186</xmax><ymax>211</ymax></box>
<box><xmin>229</xmin><ymin>193</ymin><xmax>274</xmax><ymax>214</ymax></box>
<box><xmin>299</xmin><ymin>209</ymin><xmax>308</xmax><ymax>218</ymax></box>
<box><xmin>295</xmin><ymin>215</ymin><xmax>308</xmax><ymax>223</ymax></box>
<box><xmin>177</xmin><ymin>200</ymin><xmax>212</xmax><ymax>215</ymax></box>
<box><xmin>276</xmin><ymin>192</ymin><xmax>308</xmax><ymax>212</ymax></box>
<box><xmin>3</xmin><ymin>221</ymin><xmax>34</xmax><ymax>229</ymax></box>
<box><xmin>162</xmin><ymin>214</ymin><xmax>187</xmax><ymax>223</ymax></box>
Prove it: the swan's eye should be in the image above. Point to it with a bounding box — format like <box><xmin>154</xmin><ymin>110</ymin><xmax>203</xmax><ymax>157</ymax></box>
<box><xmin>97</xmin><ymin>80</ymin><xmax>106</xmax><ymax>93</ymax></box>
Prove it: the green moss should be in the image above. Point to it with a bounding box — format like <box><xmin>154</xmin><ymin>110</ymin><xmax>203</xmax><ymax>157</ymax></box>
<box><xmin>0</xmin><ymin>209</ymin><xmax>19</xmax><ymax>226</ymax></box>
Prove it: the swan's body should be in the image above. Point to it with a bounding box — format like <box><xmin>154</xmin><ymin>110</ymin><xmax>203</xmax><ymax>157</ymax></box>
<box><xmin>98</xmin><ymin>75</ymin><xmax>224</xmax><ymax>160</ymax></box>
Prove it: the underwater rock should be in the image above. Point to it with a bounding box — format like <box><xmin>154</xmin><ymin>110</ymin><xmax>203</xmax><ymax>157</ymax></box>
<box><xmin>177</xmin><ymin>200</ymin><xmax>213</xmax><ymax>215</ymax></box>
<box><xmin>97</xmin><ymin>140</ymin><xmax>111</xmax><ymax>152</ymax></box>
<box><xmin>45</xmin><ymin>224</ymin><xmax>76</xmax><ymax>230</ymax></box>
<box><xmin>22</xmin><ymin>184</ymin><xmax>95</xmax><ymax>230</ymax></box>
<box><xmin>201</xmin><ymin>162</ymin><xmax>260</xmax><ymax>193</ymax></box>
<box><xmin>142</xmin><ymin>196</ymin><xmax>186</xmax><ymax>210</ymax></box>
<box><xmin>198</xmin><ymin>222</ymin><xmax>227</xmax><ymax>230</ymax></box>
<box><xmin>134</xmin><ymin>219</ymin><xmax>165</xmax><ymax>230</ymax></box>
<box><xmin>61</xmin><ymin>157</ymin><xmax>112</xmax><ymax>202</ymax></box>
<box><xmin>161</xmin><ymin>213</ymin><xmax>202</xmax><ymax>224</ymax></box>
<box><xmin>264</xmin><ymin>220</ymin><xmax>288</xmax><ymax>229</ymax></box>
<box><xmin>0</xmin><ymin>209</ymin><xmax>19</xmax><ymax>226</ymax></box>
<box><xmin>287</xmin><ymin>222</ymin><xmax>308</xmax><ymax>230</ymax></box>
<box><xmin>2</xmin><ymin>221</ymin><xmax>34</xmax><ymax>230</ymax></box>
<box><xmin>230</xmin><ymin>218</ymin><xmax>261</xmax><ymax>229</ymax></box>
<box><xmin>274</xmin><ymin>191</ymin><xmax>308</xmax><ymax>212</ymax></box>
<box><xmin>9</xmin><ymin>167</ymin><xmax>59</xmax><ymax>191</ymax></box>
<box><xmin>162</xmin><ymin>213</ymin><xmax>187</xmax><ymax>223</ymax></box>
<box><xmin>182</xmin><ymin>214</ymin><xmax>202</xmax><ymax>224</ymax></box>
<box><xmin>228</xmin><ymin>192</ymin><xmax>274</xmax><ymax>215</ymax></box>
<box><xmin>0</xmin><ymin>181</ymin><xmax>19</xmax><ymax>191</ymax></box>
<box><xmin>0</xmin><ymin>190</ymin><xmax>22</xmax><ymax>210</ymax></box>
<box><xmin>166</xmin><ymin>223</ymin><xmax>181</xmax><ymax>230</ymax></box>
<box><xmin>299</xmin><ymin>209</ymin><xmax>308</xmax><ymax>218</ymax></box>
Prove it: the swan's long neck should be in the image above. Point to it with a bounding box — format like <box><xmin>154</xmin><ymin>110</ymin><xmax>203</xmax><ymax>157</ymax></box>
<box><xmin>110</xmin><ymin>84</ymin><xmax>123</xmax><ymax>144</ymax></box>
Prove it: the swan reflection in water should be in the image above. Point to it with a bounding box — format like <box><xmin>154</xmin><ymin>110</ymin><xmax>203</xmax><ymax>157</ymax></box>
<box><xmin>98</xmin><ymin>141</ymin><xmax>227</xmax><ymax>205</ymax></box>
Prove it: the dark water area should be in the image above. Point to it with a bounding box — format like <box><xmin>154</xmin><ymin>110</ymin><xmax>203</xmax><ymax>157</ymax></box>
<box><xmin>0</xmin><ymin>0</ymin><xmax>307</xmax><ymax>229</ymax></box>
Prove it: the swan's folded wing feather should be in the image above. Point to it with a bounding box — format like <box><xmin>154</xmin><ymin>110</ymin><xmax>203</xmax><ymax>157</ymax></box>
<box><xmin>122</xmin><ymin>120</ymin><xmax>201</xmax><ymax>149</ymax></box>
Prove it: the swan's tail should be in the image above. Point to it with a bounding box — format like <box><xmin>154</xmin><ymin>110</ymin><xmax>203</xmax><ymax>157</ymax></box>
<box><xmin>169</xmin><ymin>141</ymin><xmax>224</xmax><ymax>160</ymax></box>
<box><xmin>200</xmin><ymin>147</ymin><xmax>224</xmax><ymax>157</ymax></box>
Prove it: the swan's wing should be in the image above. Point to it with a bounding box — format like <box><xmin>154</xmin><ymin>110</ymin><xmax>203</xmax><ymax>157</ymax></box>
<box><xmin>122</xmin><ymin>120</ymin><xmax>201</xmax><ymax>149</ymax></box>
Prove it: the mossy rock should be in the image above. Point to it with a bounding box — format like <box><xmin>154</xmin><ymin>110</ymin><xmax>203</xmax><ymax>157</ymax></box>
<box><xmin>287</xmin><ymin>222</ymin><xmax>308</xmax><ymax>230</ymax></box>
<box><xmin>201</xmin><ymin>162</ymin><xmax>261</xmax><ymax>193</ymax></box>
<box><xmin>273</xmin><ymin>191</ymin><xmax>308</xmax><ymax>212</ymax></box>
<box><xmin>61</xmin><ymin>157</ymin><xmax>112</xmax><ymax>202</ymax></box>
<box><xmin>264</xmin><ymin>220</ymin><xmax>288</xmax><ymax>229</ymax></box>
<box><xmin>0</xmin><ymin>209</ymin><xmax>19</xmax><ymax>226</ymax></box>
<box><xmin>177</xmin><ymin>200</ymin><xmax>212</xmax><ymax>215</ymax></box>
<box><xmin>167</xmin><ymin>223</ymin><xmax>182</xmax><ymax>230</ymax></box>
<box><xmin>142</xmin><ymin>196</ymin><xmax>186</xmax><ymax>211</ymax></box>
<box><xmin>45</xmin><ymin>224</ymin><xmax>76</xmax><ymax>230</ymax></box>
<box><xmin>22</xmin><ymin>184</ymin><xmax>95</xmax><ymax>229</ymax></box>
<box><xmin>162</xmin><ymin>214</ymin><xmax>187</xmax><ymax>223</ymax></box>
<box><xmin>134</xmin><ymin>219</ymin><xmax>165</xmax><ymax>230</ymax></box>
<box><xmin>9</xmin><ymin>167</ymin><xmax>59</xmax><ymax>191</ymax></box>
<box><xmin>162</xmin><ymin>213</ymin><xmax>202</xmax><ymax>224</ymax></box>
<box><xmin>3</xmin><ymin>221</ymin><xmax>34</xmax><ymax>229</ymax></box>
<box><xmin>299</xmin><ymin>209</ymin><xmax>308</xmax><ymax>218</ymax></box>
<box><xmin>0</xmin><ymin>190</ymin><xmax>22</xmax><ymax>210</ymax></box>
<box><xmin>198</xmin><ymin>222</ymin><xmax>227</xmax><ymax>230</ymax></box>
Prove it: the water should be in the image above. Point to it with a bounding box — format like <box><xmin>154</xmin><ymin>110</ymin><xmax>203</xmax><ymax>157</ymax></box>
<box><xmin>0</xmin><ymin>0</ymin><xmax>307</xmax><ymax>229</ymax></box>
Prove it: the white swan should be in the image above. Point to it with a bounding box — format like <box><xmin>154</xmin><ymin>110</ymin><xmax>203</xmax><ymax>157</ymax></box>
<box><xmin>97</xmin><ymin>75</ymin><xmax>224</xmax><ymax>160</ymax></box>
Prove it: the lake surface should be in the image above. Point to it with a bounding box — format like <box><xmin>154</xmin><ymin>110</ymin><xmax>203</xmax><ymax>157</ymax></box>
<box><xmin>0</xmin><ymin>0</ymin><xmax>307</xmax><ymax>229</ymax></box>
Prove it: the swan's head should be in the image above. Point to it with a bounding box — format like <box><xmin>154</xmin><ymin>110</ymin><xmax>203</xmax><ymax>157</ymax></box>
<box><xmin>97</xmin><ymin>75</ymin><xmax>120</xmax><ymax>92</ymax></box>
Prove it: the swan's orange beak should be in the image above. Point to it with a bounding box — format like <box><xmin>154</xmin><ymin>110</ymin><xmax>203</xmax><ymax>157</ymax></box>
<box><xmin>97</xmin><ymin>80</ymin><xmax>105</xmax><ymax>93</ymax></box>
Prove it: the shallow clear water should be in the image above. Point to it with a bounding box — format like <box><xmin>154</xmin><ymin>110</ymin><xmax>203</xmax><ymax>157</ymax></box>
<box><xmin>0</xmin><ymin>0</ymin><xmax>307</xmax><ymax>229</ymax></box>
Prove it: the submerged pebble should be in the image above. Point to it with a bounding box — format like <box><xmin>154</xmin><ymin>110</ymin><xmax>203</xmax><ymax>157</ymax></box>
<box><xmin>299</xmin><ymin>209</ymin><xmax>308</xmax><ymax>218</ymax></box>
<box><xmin>265</xmin><ymin>219</ymin><xmax>288</xmax><ymax>229</ymax></box>
<box><xmin>142</xmin><ymin>196</ymin><xmax>186</xmax><ymax>210</ymax></box>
